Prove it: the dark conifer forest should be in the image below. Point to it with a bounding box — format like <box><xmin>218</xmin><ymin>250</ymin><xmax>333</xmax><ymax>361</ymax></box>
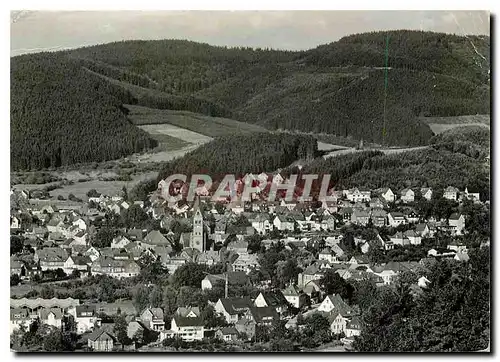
<box><xmin>11</xmin><ymin>30</ymin><xmax>490</xmax><ymax>170</ymax></box>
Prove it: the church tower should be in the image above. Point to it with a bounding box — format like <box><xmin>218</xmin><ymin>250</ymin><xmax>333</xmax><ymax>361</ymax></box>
<box><xmin>191</xmin><ymin>196</ymin><xmax>205</xmax><ymax>252</ymax></box>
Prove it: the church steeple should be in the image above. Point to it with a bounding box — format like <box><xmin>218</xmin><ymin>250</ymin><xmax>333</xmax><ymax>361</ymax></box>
<box><xmin>191</xmin><ymin>195</ymin><xmax>205</xmax><ymax>252</ymax></box>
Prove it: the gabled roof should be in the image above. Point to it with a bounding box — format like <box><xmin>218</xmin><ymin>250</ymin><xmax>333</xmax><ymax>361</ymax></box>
<box><xmin>143</xmin><ymin>307</ymin><xmax>164</xmax><ymax>320</ymax></box>
<box><xmin>75</xmin><ymin>305</ymin><xmax>96</xmax><ymax>317</ymax></box>
<box><xmin>282</xmin><ymin>284</ymin><xmax>301</xmax><ymax>297</ymax></box>
<box><xmin>218</xmin><ymin>297</ymin><xmax>253</xmax><ymax>315</ymax></box>
<box><xmin>39</xmin><ymin>307</ymin><xmax>63</xmax><ymax>320</ymax></box>
<box><xmin>323</xmin><ymin>294</ymin><xmax>355</xmax><ymax>316</ymax></box>
<box><xmin>247</xmin><ymin>306</ymin><xmax>278</xmax><ymax>323</ymax></box>
<box><xmin>449</xmin><ymin>213</ymin><xmax>463</xmax><ymax>220</ymax></box>
<box><xmin>257</xmin><ymin>291</ymin><xmax>288</xmax><ymax>307</ymax></box>
<box><xmin>88</xmin><ymin>328</ymin><xmax>117</xmax><ymax>342</ymax></box>
<box><xmin>144</xmin><ymin>230</ymin><xmax>169</xmax><ymax>246</ymax></box>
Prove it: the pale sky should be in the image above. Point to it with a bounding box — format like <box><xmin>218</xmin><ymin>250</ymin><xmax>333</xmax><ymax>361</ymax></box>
<box><xmin>10</xmin><ymin>10</ymin><xmax>490</xmax><ymax>56</ymax></box>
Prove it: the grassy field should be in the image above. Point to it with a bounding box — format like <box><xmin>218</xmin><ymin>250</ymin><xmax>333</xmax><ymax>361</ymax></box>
<box><xmin>138</xmin><ymin>123</ymin><xmax>212</xmax><ymax>145</ymax></box>
<box><xmin>420</xmin><ymin>115</ymin><xmax>490</xmax><ymax>134</ymax></box>
<box><xmin>126</xmin><ymin>104</ymin><xmax>268</xmax><ymax>138</ymax></box>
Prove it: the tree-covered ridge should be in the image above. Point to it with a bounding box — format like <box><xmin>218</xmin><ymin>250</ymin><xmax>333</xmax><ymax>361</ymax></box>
<box><xmin>11</xmin><ymin>53</ymin><xmax>158</xmax><ymax>171</ymax></box>
<box><xmin>306</xmin><ymin>30</ymin><xmax>490</xmax><ymax>84</ymax></box>
<box><xmin>64</xmin><ymin>31</ymin><xmax>489</xmax><ymax>147</ymax></box>
<box><xmin>11</xmin><ymin>30</ymin><xmax>491</xmax><ymax>170</ymax></box>
<box><xmin>157</xmin><ymin>133</ymin><xmax>318</xmax><ymax>182</ymax></box>
<box><xmin>302</xmin><ymin>147</ymin><xmax>490</xmax><ymax>199</ymax></box>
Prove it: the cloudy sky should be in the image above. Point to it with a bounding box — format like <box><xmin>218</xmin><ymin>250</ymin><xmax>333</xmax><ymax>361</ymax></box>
<box><xmin>10</xmin><ymin>10</ymin><xmax>490</xmax><ymax>56</ymax></box>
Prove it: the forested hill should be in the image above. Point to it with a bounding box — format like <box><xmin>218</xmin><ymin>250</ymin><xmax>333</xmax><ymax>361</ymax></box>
<box><xmin>11</xmin><ymin>30</ymin><xmax>490</xmax><ymax>170</ymax></box>
<box><xmin>11</xmin><ymin>53</ymin><xmax>158</xmax><ymax>171</ymax></box>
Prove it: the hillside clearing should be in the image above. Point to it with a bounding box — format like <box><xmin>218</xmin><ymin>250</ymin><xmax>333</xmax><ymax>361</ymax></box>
<box><xmin>126</xmin><ymin>104</ymin><xmax>268</xmax><ymax>137</ymax></box>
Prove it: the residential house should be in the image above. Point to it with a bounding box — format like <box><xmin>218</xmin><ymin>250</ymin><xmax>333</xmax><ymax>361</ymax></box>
<box><xmin>201</xmin><ymin>271</ymin><xmax>250</xmax><ymax>291</ymax></box>
<box><xmin>351</xmin><ymin>209</ymin><xmax>370</xmax><ymax>226</ymax></box>
<box><xmin>11</xmin><ymin>259</ymin><xmax>24</xmax><ymax>277</ymax></box>
<box><xmin>35</xmin><ymin>248</ymin><xmax>69</xmax><ymax>271</ymax></box>
<box><xmin>379</xmin><ymin>188</ymin><xmax>395</xmax><ymax>203</ymax></box>
<box><xmin>273</xmin><ymin>215</ymin><xmax>295</xmax><ymax>232</ymax></box>
<box><xmin>400</xmin><ymin>188</ymin><xmax>415</xmax><ymax>203</ymax></box>
<box><xmin>404</xmin><ymin>209</ymin><xmax>420</xmax><ymax>224</ymax></box>
<box><xmin>369</xmin><ymin>197</ymin><xmax>386</xmax><ymax>209</ymax></box>
<box><xmin>464</xmin><ymin>187</ymin><xmax>480</xmax><ymax>202</ymax></box>
<box><xmin>91</xmin><ymin>257</ymin><xmax>140</xmax><ymax>278</ymax></box>
<box><xmin>10</xmin><ymin>308</ymin><xmax>31</xmax><ymax>334</ymax></box>
<box><xmin>404</xmin><ymin>230</ymin><xmax>422</xmax><ymax>245</ymax></box>
<box><xmin>253</xmin><ymin>291</ymin><xmax>289</xmax><ymax>314</ymax></box>
<box><xmin>281</xmin><ymin>284</ymin><xmax>307</xmax><ymax>309</ymax></box>
<box><xmin>345</xmin><ymin>315</ymin><xmax>362</xmax><ymax>337</ymax></box>
<box><xmin>320</xmin><ymin>214</ymin><xmax>336</xmax><ymax>231</ymax></box>
<box><xmin>298</xmin><ymin>264</ymin><xmax>325</xmax><ymax>288</ymax></box>
<box><xmin>339</xmin><ymin>207</ymin><xmax>353</xmax><ymax>223</ymax></box>
<box><xmin>387</xmin><ymin>212</ymin><xmax>406</xmax><ymax>227</ymax></box>
<box><xmin>87</xmin><ymin>328</ymin><xmax>118</xmax><ymax>352</ymax></box>
<box><xmin>68</xmin><ymin>305</ymin><xmax>99</xmax><ymax>333</ymax></box>
<box><xmin>39</xmin><ymin>308</ymin><xmax>63</xmax><ymax>328</ymax></box>
<box><xmin>232</xmin><ymin>253</ymin><xmax>259</xmax><ymax>274</ymax></box>
<box><xmin>345</xmin><ymin>188</ymin><xmax>371</xmax><ymax>203</ymax></box>
<box><xmin>420</xmin><ymin>188</ymin><xmax>433</xmax><ymax>201</ymax></box>
<box><xmin>318</xmin><ymin>247</ymin><xmax>339</xmax><ymax>264</ymax></box>
<box><xmin>63</xmin><ymin>255</ymin><xmax>91</xmax><ymax>275</ymax></box>
<box><xmin>143</xmin><ymin>230</ymin><xmax>170</xmax><ymax>248</ymax></box>
<box><xmin>10</xmin><ymin>216</ymin><xmax>21</xmax><ymax>230</ymax></box>
<box><xmin>415</xmin><ymin>223</ymin><xmax>431</xmax><ymax>238</ymax></box>
<box><xmin>244</xmin><ymin>306</ymin><xmax>278</xmax><ymax>326</ymax></box>
<box><xmin>111</xmin><ymin>236</ymin><xmax>131</xmax><ymax>249</ymax></box>
<box><xmin>447</xmin><ymin>241</ymin><xmax>467</xmax><ymax>254</ymax></box>
<box><xmin>216</xmin><ymin>326</ymin><xmax>239</xmax><ymax>341</ymax></box>
<box><xmin>454</xmin><ymin>253</ymin><xmax>470</xmax><ymax>262</ymax></box>
<box><xmin>169</xmin><ymin>307</ymin><xmax>205</xmax><ymax>342</ymax></box>
<box><xmin>448</xmin><ymin>213</ymin><xmax>466</xmax><ymax>235</ymax></box>
<box><xmin>250</xmin><ymin>214</ymin><xmax>272</xmax><ymax>235</ymax></box>
<box><xmin>318</xmin><ymin>294</ymin><xmax>355</xmax><ymax>317</ymax></box>
<box><xmin>215</xmin><ymin>297</ymin><xmax>253</xmax><ymax>324</ymax></box>
<box><xmin>371</xmin><ymin>209</ymin><xmax>387</xmax><ymax>227</ymax></box>
<box><xmin>140</xmin><ymin>308</ymin><xmax>165</xmax><ymax>331</ymax></box>
<box><xmin>302</xmin><ymin>280</ymin><xmax>323</xmax><ymax>304</ymax></box>
<box><xmin>443</xmin><ymin>186</ymin><xmax>459</xmax><ymax>201</ymax></box>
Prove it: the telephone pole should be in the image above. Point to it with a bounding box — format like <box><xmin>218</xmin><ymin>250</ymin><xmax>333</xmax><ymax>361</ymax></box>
<box><xmin>383</xmin><ymin>33</ymin><xmax>390</xmax><ymax>146</ymax></box>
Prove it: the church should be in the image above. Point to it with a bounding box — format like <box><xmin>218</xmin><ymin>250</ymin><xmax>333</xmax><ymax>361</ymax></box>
<box><xmin>180</xmin><ymin>196</ymin><xmax>207</xmax><ymax>252</ymax></box>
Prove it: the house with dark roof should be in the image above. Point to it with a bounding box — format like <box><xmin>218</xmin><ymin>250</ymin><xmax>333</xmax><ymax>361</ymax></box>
<box><xmin>87</xmin><ymin>327</ymin><xmax>118</xmax><ymax>352</ymax></box>
<box><xmin>387</xmin><ymin>212</ymin><xmax>407</xmax><ymax>227</ymax></box>
<box><xmin>253</xmin><ymin>291</ymin><xmax>288</xmax><ymax>314</ymax></box>
<box><xmin>244</xmin><ymin>306</ymin><xmax>278</xmax><ymax>326</ymax></box>
<box><xmin>201</xmin><ymin>271</ymin><xmax>250</xmax><ymax>291</ymax></box>
<box><xmin>216</xmin><ymin>326</ymin><xmax>240</xmax><ymax>341</ymax></box>
<box><xmin>68</xmin><ymin>305</ymin><xmax>99</xmax><ymax>333</ymax></box>
<box><xmin>169</xmin><ymin>306</ymin><xmax>205</xmax><ymax>341</ymax></box>
<box><xmin>318</xmin><ymin>294</ymin><xmax>355</xmax><ymax>316</ymax></box>
<box><xmin>140</xmin><ymin>308</ymin><xmax>165</xmax><ymax>331</ymax></box>
<box><xmin>215</xmin><ymin>297</ymin><xmax>253</xmax><ymax>324</ymax></box>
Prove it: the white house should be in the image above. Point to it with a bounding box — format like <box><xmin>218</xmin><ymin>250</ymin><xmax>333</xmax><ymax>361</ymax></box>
<box><xmin>387</xmin><ymin>212</ymin><xmax>406</xmax><ymax>227</ymax></box>
<box><xmin>273</xmin><ymin>215</ymin><xmax>295</xmax><ymax>232</ymax></box>
<box><xmin>420</xmin><ymin>188</ymin><xmax>433</xmax><ymax>201</ymax></box>
<box><xmin>400</xmin><ymin>188</ymin><xmax>415</xmax><ymax>203</ymax></box>
<box><xmin>443</xmin><ymin>186</ymin><xmax>459</xmax><ymax>201</ymax></box>
<box><xmin>68</xmin><ymin>305</ymin><xmax>99</xmax><ymax>334</ymax></box>
<box><xmin>169</xmin><ymin>307</ymin><xmax>205</xmax><ymax>341</ymax></box>
<box><xmin>380</xmin><ymin>188</ymin><xmax>395</xmax><ymax>203</ymax></box>
<box><xmin>281</xmin><ymin>284</ymin><xmax>307</xmax><ymax>309</ymax></box>
<box><xmin>448</xmin><ymin>213</ymin><xmax>466</xmax><ymax>235</ymax></box>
